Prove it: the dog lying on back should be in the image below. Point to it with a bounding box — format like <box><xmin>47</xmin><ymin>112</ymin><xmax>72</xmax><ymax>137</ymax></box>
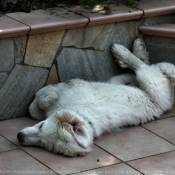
<box><xmin>17</xmin><ymin>38</ymin><xmax>175</xmax><ymax>156</ymax></box>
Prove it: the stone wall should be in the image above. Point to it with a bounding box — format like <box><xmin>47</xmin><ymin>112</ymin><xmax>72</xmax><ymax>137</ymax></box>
<box><xmin>1</xmin><ymin>14</ymin><xmax>175</xmax><ymax>120</ymax></box>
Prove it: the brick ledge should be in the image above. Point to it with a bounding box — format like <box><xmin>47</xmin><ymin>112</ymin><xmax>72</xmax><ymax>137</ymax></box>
<box><xmin>0</xmin><ymin>0</ymin><xmax>175</xmax><ymax>39</ymax></box>
<box><xmin>139</xmin><ymin>24</ymin><xmax>175</xmax><ymax>38</ymax></box>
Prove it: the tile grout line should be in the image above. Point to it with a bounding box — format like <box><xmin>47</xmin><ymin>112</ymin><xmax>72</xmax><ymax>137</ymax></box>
<box><xmin>94</xmin><ymin>125</ymin><xmax>175</xmax><ymax>175</ymax></box>
<box><xmin>0</xmin><ymin>132</ymin><xmax>140</xmax><ymax>175</ymax></box>
<box><xmin>125</xmin><ymin>150</ymin><xmax>175</xmax><ymax>163</ymax></box>
<box><xmin>0</xmin><ymin>121</ymin><xmax>174</xmax><ymax>175</ymax></box>
<box><xmin>94</xmin><ymin>143</ymin><xmax>175</xmax><ymax>175</ymax></box>
<box><xmin>93</xmin><ymin>144</ymin><xmax>145</xmax><ymax>175</ymax></box>
<box><xmin>140</xmin><ymin>125</ymin><xmax>175</xmax><ymax>146</ymax></box>
<box><xmin>120</xmin><ymin>2</ymin><xmax>145</xmax><ymax>20</ymax></box>
<box><xmin>4</xmin><ymin>15</ymin><xmax>31</xmax><ymax>35</ymax></box>
<box><xmin>124</xmin><ymin>162</ymin><xmax>145</xmax><ymax>175</ymax></box>
<box><xmin>68</xmin><ymin>162</ymin><xmax>127</xmax><ymax>175</ymax></box>
<box><xmin>0</xmin><ymin>133</ymin><xmax>142</xmax><ymax>175</ymax></box>
<box><xmin>0</xmin><ymin>130</ymin><xmax>141</xmax><ymax>175</ymax></box>
<box><xmin>0</xmin><ymin>124</ymin><xmax>174</xmax><ymax>175</ymax></box>
<box><xmin>0</xmin><ymin>114</ymin><xmax>174</xmax><ymax>175</ymax></box>
<box><xmin>60</xmin><ymin>6</ymin><xmax>90</xmax><ymax>27</ymax></box>
<box><xmin>0</xmin><ymin>133</ymin><xmax>18</xmax><ymax>149</ymax></box>
<box><xmin>0</xmin><ymin>147</ymin><xmax>19</xmax><ymax>154</ymax></box>
<box><xmin>0</xmin><ymin>134</ymin><xmax>59</xmax><ymax>175</ymax></box>
<box><xmin>18</xmin><ymin>148</ymin><xmax>59</xmax><ymax>175</ymax></box>
<box><xmin>94</xmin><ymin>143</ymin><xmax>125</xmax><ymax>162</ymax></box>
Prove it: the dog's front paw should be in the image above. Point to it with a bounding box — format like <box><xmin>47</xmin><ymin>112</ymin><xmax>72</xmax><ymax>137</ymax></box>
<box><xmin>111</xmin><ymin>44</ymin><xmax>131</xmax><ymax>68</ymax></box>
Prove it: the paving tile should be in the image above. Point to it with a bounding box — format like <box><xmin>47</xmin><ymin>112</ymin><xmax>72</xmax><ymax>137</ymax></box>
<box><xmin>22</xmin><ymin>145</ymin><xmax>120</xmax><ymax>175</ymax></box>
<box><xmin>0</xmin><ymin>135</ymin><xmax>17</xmax><ymax>153</ymax></box>
<box><xmin>0</xmin><ymin>149</ymin><xmax>56</xmax><ymax>175</ymax></box>
<box><xmin>0</xmin><ymin>15</ymin><xmax>29</xmax><ymax>39</ymax></box>
<box><xmin>95</xmin><ymin>126</ymin><xmax>175</xmax><ymax>161</ymax></box>
<box><xmin>128</xmin><ymin>151</ymin><xmax>175</xmax><ymax>175</ymax></box>
<box><xmin>137</xmin><ymin>0</ymin><xmax>175</xmax><ymax>18</ymax></box>
<box><xmin>0</xmin><ymin>117</ymin><xmax>38</xmax><ymax>144</ymax></box>
<box><xmin>73</xmin><ymin>163</ymin><xmax>142</xmax><ymax>175</ymax></box>
<box><xmin>6</xmin><ymin>8</ymin><xmax>88</xmax><ymax>34</ymax></box>
<box><xmin>142</xmin><ymin>117</ymin><xmax>175</xmax><ymax>145</ymax></box>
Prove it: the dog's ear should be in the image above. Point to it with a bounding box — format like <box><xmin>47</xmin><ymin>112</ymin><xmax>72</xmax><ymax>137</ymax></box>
<box><xmin>58</xmin><ymin>111</ymin><xmax>91</xmax><ymax>149</ymax></box>
<box><xmin>38</xmin><ymin>92</ymin><xmax>57</xmax><ymax>110</ymax></box>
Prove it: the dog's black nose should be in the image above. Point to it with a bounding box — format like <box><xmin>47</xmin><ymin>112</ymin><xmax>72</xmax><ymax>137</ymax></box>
<box><xmin>17</xmin><ymin>132</ymin><xmax>25</xmax><ymax>142</ymax></box>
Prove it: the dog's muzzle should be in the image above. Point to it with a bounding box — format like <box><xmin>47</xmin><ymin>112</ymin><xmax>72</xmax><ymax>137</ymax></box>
<box><xmin>17</xmin><ymin>132</ymin><xmax>25</xmax><ymax>142</ymax></box>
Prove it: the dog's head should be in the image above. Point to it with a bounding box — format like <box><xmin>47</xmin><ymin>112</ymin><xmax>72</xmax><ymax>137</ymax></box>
<box><xmin>17</xmin><ymin>110</ymin><xmax>92</xmax><ymax>156</ymax></box>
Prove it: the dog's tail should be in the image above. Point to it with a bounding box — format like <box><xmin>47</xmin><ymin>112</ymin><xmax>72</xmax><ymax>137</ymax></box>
<box><xmin>156</xmin><ymin>62</ymin><xmax>175</xmax><ymax>82</ymax></box>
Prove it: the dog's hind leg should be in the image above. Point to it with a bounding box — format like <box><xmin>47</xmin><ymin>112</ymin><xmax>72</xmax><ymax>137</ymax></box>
<box><xmin>111</xmin><ymin>44</ymin><xmax>174</xmax><ymax>112</ymax></box>
<box><xmin>156</xmin><ymin>62</ymin><xmax>175</xmax><ymax>104</ymax></box>
<box><xmin>109</xmin><ymin>39</ymin><xmax>149</xmax><ymax>86</ymax></box>
<box><xmin>132</xmin><ymin>38</ymin><xmax>150</xmax><ymax>65</ymax></box>
<box><xmin>136</xmin><ymin>64</ymin><xmax>174</xmax><ymax>112</ymax></box>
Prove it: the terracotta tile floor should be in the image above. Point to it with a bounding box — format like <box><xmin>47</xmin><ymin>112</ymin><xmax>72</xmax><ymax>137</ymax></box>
<box><xmin>0</xmin><ymin>106</ymin><xmax>175</xmax><ymax>175</ymax></box>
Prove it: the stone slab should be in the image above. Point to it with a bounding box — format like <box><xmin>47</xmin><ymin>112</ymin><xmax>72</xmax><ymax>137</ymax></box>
<box><xmin>13</xmin><ymin>36</ymin><xmax>27</xmax><ymax>63</ymax></box>
<box><xmin>0</xmin><ymin>38</ymin><xmax>14</xmax><ymax>72</ymax></box>
<box><xmin>62</xmin><ymin>23</ymin><xmax>115</xmax><ymax>51</ymax></box>
<box><xmin>24</xmin><ymin>30</ymin><xmax>65</xmax><ymax>68</ymax></box>
<box><xmin>0</xmin><ymin>65</ymin><xmax>49</xmax><ymax>120</ymax></box>
<box><xmin>144</xmin><ymin>35</ymin><xmax>175</xmax><ymax>46</ymax></box>
<box><xmin>56</xmin><ymin>48</ymin><xmax>118</xmax><ymax>82</ymax></box>
<box><xmin>46</xmin><ymin>64</ymin><xmax>59</xmax><ymax>85</ymax></box>
<box><xmin>0</xmin><ymin>72</ymin><xmax>8</xmax><ymax>88</ymax></box>
<box><xmin>143</xmin><ymin>35</ymin><xmax>175</xmax><ymax>64</ymax></box>
<box><xmin>145</xmin><ymin>43</ymin><xmax>175</xmax><ymax>65</ymax></box>
<box><xmin>108</xmin><ymin>21</ymin><xmax>142</xmax><ymax>50</ymax></box>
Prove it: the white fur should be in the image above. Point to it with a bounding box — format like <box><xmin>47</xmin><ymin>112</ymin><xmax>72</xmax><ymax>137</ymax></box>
<box><xmin>18</xmin><ymin>39</ymin><xmax>175</xmax><ymax>157</ymax></box>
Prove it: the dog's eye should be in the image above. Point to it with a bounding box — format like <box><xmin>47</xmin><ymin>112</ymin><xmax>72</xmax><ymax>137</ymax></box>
<box><xmin>39</xmin><ymin>122</ymin><xmax>44</xmax><ymax>129</ymax></box>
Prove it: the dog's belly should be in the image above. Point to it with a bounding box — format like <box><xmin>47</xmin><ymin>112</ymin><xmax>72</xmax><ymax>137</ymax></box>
<box><xmin>47</xmin><ymin>83</ymin><xmax>164</xmax><ymax>136</ymax></box>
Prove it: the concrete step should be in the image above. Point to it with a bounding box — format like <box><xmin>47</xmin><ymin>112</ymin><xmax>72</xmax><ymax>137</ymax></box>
<box><xmin>139</xmin><ymin>23</ymin><xmax>175</xmax><ymax>38</ymax></box>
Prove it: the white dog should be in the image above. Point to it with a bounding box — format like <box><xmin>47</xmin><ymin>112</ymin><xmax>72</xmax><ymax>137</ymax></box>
<box><xmin>17</xmin><ymin>38</ymin><xmax>175</xmax><ymax>157</ymax></box>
